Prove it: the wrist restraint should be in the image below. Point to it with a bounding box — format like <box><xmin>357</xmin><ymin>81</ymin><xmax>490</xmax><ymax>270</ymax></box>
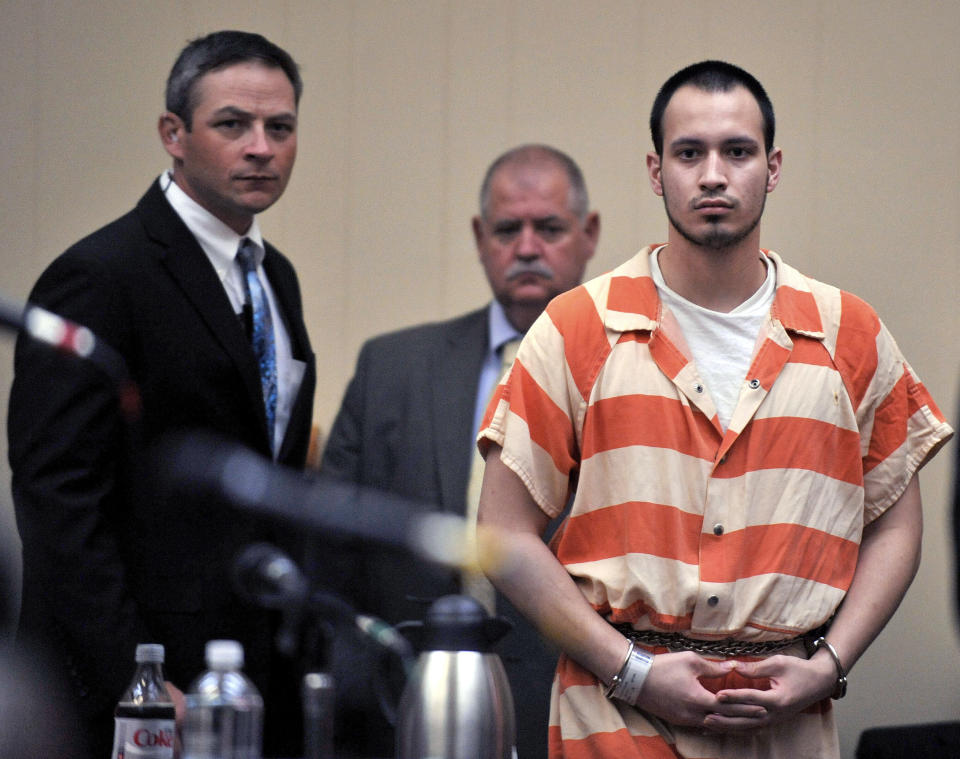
<box><xmin>603</xmin><ymin>640</ymin><xmax>654</xmax><ymax>704</ymax></box>
<box><xmin>809</xmin><ymin>636</ymin><xmax>848</xmax><ymax>700</ymax></box>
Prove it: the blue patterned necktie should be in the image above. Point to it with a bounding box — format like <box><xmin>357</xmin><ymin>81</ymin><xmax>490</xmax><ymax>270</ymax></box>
<box><xmin>236</xmin><ymin>238</ymin><xmax>278</xmax><ymax>453</ymax></box>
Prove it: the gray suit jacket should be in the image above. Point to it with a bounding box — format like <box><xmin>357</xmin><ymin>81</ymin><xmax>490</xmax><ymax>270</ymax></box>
<box><xmin>322</xmin><ymin>307</ymin><xmax>487</xmax><ymax>516</ymax></box>
<box><xmin>322</xmin><ymin>307</ymin><xmax>557</xmax><ymax>759</ymax></box>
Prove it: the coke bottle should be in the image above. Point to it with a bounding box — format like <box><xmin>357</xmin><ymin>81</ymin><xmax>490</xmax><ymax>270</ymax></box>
<box><xmin>110</xmin><ymin>643</ymin><xmax>176</xmax><ymax>759</ymax></box>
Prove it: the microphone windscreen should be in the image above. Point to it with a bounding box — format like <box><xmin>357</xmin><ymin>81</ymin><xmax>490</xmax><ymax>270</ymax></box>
<box><xmin>233</xmin><ymin>542</ymin><xmax>308</xmax><ymax>608</ymax></box>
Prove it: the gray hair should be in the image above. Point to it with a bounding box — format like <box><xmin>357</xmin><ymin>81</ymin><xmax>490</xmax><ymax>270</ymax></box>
<box><xmin>479</xmin><ymin>144</ymin><xmax>589</xmax><ymax>221</ymax></box>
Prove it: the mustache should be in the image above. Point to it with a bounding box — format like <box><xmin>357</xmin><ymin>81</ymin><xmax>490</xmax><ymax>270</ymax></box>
<box><xmin>505</xmin><ymin>260</ymin><xmax>554</xmax><ymax>281</ymax></box>
<box><xmin>692</xmin><ymin>192</ymin><xmax>736</xmax><ymax>209</ymax></box>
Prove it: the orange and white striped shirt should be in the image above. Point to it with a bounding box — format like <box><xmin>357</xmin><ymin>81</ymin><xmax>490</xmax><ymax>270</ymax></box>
<box><xmin>479</xmin><ymin>246</ymin><xmax>952</xmax><ymax>757</ymax></box>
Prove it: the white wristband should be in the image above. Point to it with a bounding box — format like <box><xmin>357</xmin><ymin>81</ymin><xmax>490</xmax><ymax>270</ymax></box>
<box><xmin>604</xmin><ymin>643</ymin><xmax>654</xmax><ymax>704</ymax></box>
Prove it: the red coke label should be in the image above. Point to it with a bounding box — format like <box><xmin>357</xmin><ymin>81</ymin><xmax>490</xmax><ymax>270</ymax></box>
<box><xmin>111</xmin><ymin>704</ymin><xmax>176</xmax><ymax>759</ymax></box>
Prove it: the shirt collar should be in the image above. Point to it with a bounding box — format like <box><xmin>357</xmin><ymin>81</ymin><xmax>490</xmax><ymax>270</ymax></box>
<box><xmin>161</xmin><ymin>171</ymin><xmax>266</xmax><ymax>273</ymax></box>
<box><xmin>487</xmin><ymin>299</ymin><xmax>523</xmax><ymax>353</ymax></box>
<box><xmin>601</xmin><ymin>245</ymin><xmax>825</xmax><ymax>339</ymax></box>
<box><xmin>763</xmin><ymin>250</ymin><xmax>825</xmax><ymax>338</ymax></box>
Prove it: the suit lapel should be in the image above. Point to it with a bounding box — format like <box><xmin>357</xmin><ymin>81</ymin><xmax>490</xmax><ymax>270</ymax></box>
<box><xmin>431</xmin><ymin>308</ymin><xmax>488</xmax><ymax>515</ymax></box>
<box><xmin>263</xmin><ymin>248</ymin><xmax>315</xmax><ymax>463</ymax></box>
<box><xmin>262</xmin><ymin>249</ymin><xmax>310</xmax><ymax>362</ymax></box>
<box><xmin>136</xmin><ymin>183</ymin><xmax>268</xmax><ymax>443</ymax></box>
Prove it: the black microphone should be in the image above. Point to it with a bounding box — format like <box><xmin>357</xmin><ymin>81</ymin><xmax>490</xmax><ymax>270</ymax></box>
<box><xmin>233</xmin><ymin>542</ymin><xmax>309</xmax><ymax>609</ymax></box>
<box><xmin>1</xmin><ymin>293</ymin><xmax>96</xmax><ymax>358</ymax></box>
<box><xmin>0</xmin><ymin>291</ymin><xmax>139</xmax><ymax>419</ymax></box>
<box><xmin>160</xmin><ymin>432</ymin><xmax>496</xmax><ymax>572</ymax></box>
<box><xmin>162</xmin><ymin>433</ymin><xmax>431</xmax><ymax>549</ymax></box>
<box><xmin>234</xmin><ymin>542</ymin><xmax>310</xmax><ymax>657</ymax></box>
<box><xmin>233</xmin><ymin>543</ymin><xmax>414</xmax><ymax>665</ymax></box>
<box><xmin>0</xmin><ymin>293</ymin><xmax>27</xmax><ymax>333</ymax></box>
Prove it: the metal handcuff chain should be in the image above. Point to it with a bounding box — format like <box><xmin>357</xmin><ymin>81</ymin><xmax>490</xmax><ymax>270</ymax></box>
<box><xmin>614</xmin><ymin>627</ymin><xmax>805</xmax><ymax>658</ymax></box>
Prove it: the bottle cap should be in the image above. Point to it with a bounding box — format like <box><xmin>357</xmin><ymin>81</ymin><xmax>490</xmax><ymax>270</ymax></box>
<box><xmin>205</xmin><ymin>639</ymin><xmax>244</xmax><ymax>669</ymax></box>
<box><xmin>135</xmin><ymin>643</ymin><xmax>165</xmax><ymax>663</ymax></box>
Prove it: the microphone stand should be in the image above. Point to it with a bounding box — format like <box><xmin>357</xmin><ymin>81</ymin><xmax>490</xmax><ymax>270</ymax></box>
<box><xmin>233</xmin><ymin>542</ymin><xmax>416</xmax><ymax>759</ymax></box>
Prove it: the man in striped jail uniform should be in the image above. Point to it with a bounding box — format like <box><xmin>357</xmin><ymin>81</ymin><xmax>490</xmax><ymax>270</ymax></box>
<box><xmin>476</xmin><ymin>60</ymin><xmax>953</xmax><ymax>759</ymax></box>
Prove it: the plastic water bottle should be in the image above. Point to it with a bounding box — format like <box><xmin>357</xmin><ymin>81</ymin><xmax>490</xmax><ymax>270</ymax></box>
<box><xmin>301</xmin><ymin>672</ymin><xmax>335</xmax><ymax>759</ymax></box>
<box><xmin>182</xmin><ymin>640</ymin><xmax>264</xmax><ymax>759</ymax></box>
<box><xmin>110</xmin><ymin>643</ymin><xmax>176</xmax><ymax>759</ymax></box>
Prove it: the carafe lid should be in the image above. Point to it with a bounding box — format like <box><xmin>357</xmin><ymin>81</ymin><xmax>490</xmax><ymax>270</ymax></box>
<box><xmin>421</xmin><ymin>595</ymin><xmax>512</xmax><ymax>652</ymax></box>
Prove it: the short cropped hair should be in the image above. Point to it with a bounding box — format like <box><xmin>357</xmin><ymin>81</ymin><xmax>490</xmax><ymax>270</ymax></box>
<box><xmin>165</xmin><ymin>30</ymin><xmax>302</xmax><ymax>129</ymax></box>
<box><xmin>649</xmin><ymin>60</ymin><xmax>775</xmax><ymax>156</ymax></box>
<box><xmin>479</xmin><ymin>144</ymin><xmax>589</xmax><ymax>221</ymax></box>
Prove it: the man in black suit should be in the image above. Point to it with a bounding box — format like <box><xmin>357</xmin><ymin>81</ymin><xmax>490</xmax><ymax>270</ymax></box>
<box><xmin>321</xmin><ymin>144</ymin><xmax>599</xmax><ymax>758</ymax></box>
<box><xmin>7</xmin><ymin>31</ymin><xmax>314</xmax><ymax>759</ymax></box>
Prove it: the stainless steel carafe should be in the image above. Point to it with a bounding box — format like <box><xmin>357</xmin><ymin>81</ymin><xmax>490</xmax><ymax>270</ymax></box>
<box><xmin>396</xmin><ymin>595</ymin><xmax>516</xmax><ymax>759</ymax></box>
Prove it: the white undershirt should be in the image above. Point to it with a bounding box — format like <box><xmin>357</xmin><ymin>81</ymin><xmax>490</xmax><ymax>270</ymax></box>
<box><xmin>650</xmin><ymin>247</ymin><xmax>775</xmax><ymax>430</ymax></box>
<box><xmin>160</xmin><ymin>172</ymin><xmax>305</xmax><ymax>455</ymax></box>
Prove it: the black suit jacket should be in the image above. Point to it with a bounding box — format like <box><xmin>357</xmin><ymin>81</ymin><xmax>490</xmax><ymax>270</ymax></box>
<box><xmin>322</xmin><ymin>307</ymin><xmax>559</xmax><ymax>759</ymax></box>
<box><xmin>7</xmin><ymin>180</ymin><xmax>315</xmax><ymax>757</ymax></box>
<box><xmin>954</xmin><ymin>402</ymin><xmax>960</xmax><ymax>624</ymax></box>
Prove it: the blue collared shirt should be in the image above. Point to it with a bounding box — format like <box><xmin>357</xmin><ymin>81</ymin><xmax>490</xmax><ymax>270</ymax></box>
<box><xmin>471</xmin><ymin>300</ymin><xmax>523</xmax><ymax>442</ymax></box>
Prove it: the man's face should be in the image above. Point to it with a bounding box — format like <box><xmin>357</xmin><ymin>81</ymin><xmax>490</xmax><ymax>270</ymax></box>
<box><xmin>472</xmin><ymin>163</ymin><xmax>598</xmax><ymax>329</ymax></box>
<box><xmin>647</xmin><ymin>84</ymin><xmax>780</xmax><ymax>251</ymax></box>
<box><xmin>161</xmin><ymin>61</ymin><xmax>298</xmax><ymax>234</ymax></box>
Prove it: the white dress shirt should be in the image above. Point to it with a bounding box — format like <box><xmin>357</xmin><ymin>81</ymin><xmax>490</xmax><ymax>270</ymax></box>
<box><xmin>160</xmin><ymin>171</ymin><xmax>305</xmax><ymax>454</ymax></box>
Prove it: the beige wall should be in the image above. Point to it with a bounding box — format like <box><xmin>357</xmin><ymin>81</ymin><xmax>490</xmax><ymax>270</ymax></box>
<box><xmin>1</xmin><ymin>1</ymin><xmax>957</xmax><ymax>755</ymax></box>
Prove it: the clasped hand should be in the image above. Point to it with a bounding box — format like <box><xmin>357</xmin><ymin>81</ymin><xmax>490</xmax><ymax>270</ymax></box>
<box><xmin>632</xmin><ymin>650</ymin><xmax>837</xmax><ymax>732</ymax></box>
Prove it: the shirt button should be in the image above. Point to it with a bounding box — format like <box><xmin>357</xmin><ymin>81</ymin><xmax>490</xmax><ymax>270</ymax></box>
<box><xmin>713</xmin><ymin>524</ymin><xmax>724</xmax><ymax>536</ymax></box>
<box><xmin>749</xmin><ymin>378</ymin><xmax>761</xmax><ymax>389</ymax></box>
<box><xmin>707</xmin><ymin>595</ymin><xmax>719</xmax><ymax>607</ymax></box>
<box><xmin>695</xmin><ymin>384</ymin><xmax>704</xmax><ymax>393</ymax></box>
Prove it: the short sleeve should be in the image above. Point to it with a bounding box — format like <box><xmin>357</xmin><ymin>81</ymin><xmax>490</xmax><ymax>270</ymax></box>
<box><xmin>858</xmin><ymin>322</ymin><xmax>952</xmax><ymax>522</ymax></box>
<box><xmin>478</xmin><ymin>308</ymin><xmax>585</xmax><ymax>519</ymax></box>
